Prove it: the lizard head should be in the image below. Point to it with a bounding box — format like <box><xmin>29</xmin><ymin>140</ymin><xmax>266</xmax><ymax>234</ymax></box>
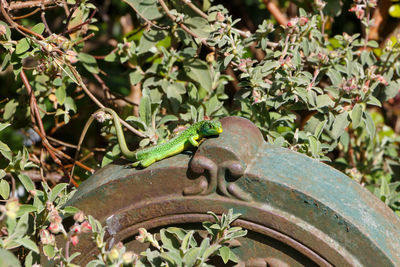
<box><xmin>199</xmin><ymin>120</ymin><xmax>223</xmax><ymax>136</ymax></box>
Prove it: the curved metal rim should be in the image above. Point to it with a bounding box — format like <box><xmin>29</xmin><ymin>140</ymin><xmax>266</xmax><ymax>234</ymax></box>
<box><xmin>75</xmin><ymin>194</ymin><xmax>351</xmax><ymax>266</ymax></box>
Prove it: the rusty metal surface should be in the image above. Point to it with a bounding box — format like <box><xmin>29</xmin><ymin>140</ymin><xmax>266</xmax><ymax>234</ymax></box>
<box><xmin>66</xmin><ymin>116</ymin><xmax>400</xmax><ymax>266</ymax></box>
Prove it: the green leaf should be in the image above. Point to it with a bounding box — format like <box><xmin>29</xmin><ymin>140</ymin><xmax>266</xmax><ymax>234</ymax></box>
<box><xmin>224</xmin><ymin>54</ymin><xmax>235</xmax><ymax>68</ymax></box>
<box><xmin>366</xmin><ymin>96</ymin><xmax>381</xmax><ymax>107</ymax></box>
<box><xmin>183</xmin><ymin>247</ymin><xmax>200</xmax><ymax>266</ymax></box>
<box><xmin>18</xmin><ymin>174</ymin><xmax>35</xmax><ymax>192</ymax></box>
<box><xmin>181</xmin><ymin>230</ymin><xmax>194</xmax><ymax>251</ymax></box>
<box><xmin>308</xmin><ymin>136</ymin><xmax>319</xmax><ymax>157</ymax></box>
<box><xmin>327</xmin><ymin>68</ymin><xmax>342</xmax><ymax>86</ymax></box>
<box><xmin>157</xmin><ymin>115</ymin><xmax>178</xmax><ymax>127</ymax></box>
<box><xmin>316</xmin><ymin>95</ymin><xmax>334</xmax><ymax>108</ymax></box>
<box><xmin>203</xmin><ymin>244</ymin><xmax>221</xmax><ymax>260</ymax></box>
<box><xmin>104</xmin><ymin>52</ymin><xmax>116</xmax><ymax>62</ymax></box>
<box><xmin>16</xmin><ymin>237</ymin><xmax>39</xmax><ymax>254</ymax></box>
<box><xmin>0</xmin><ymin>169</ymin><xmax>6</xmax><ymax>179</ymax></box>
<box><xmin>167</xmin><ymin>227</ymin><xmax>187</xmax><ymax>240</ymax></box>
<box><xmin>1</xmin><ymin>53</ymin><xmax>11</xmax><ymax>71</ymax></box>
<box><xmin>16</xmin><ymin>205</ymin><xmax>37</xmax><ymax>217</ymax></box>
<box><xmin>16</xmin><ymin>38</ymin><xmax>30</xmax><ymax>54</ymax></box>
<box><xmin>330</xmin><ymin>111</ymin><xmax>349</xmax><ymax>139</ymax></box>
<box><xmin>350</xmin><ymin>104</ymin><xmax>362</xmax><ymax>129</ymax></box>
<box><xmin>0</xmin><ymin>21</ymin><xmax>11</xmax><ymax>40</ymax></box>
<box><xmin>64</xmin><ymin>97</ymin><xmax>77</xmax><ymax>112</ymax></box>
<box><xmin>126</xmin><ymin>116</ymin><xmax>147</xmax><ymax>131</ymax></box>
<box><xmin>139</xmin><ymin>138</ymin><xmax>150</xmax><ymax>147</ymax></box>
<box><xmin>78</xmin><ymin>53</ymin><xmax>99</xmax><ymax>74</ymax></box>
<box><xmin>389</xmin><ymin>4</ymin><xmax>400</xmax><ymax>18</ymax></box>
<box><xmin>167</xmin><ymin>83</ymin><xmax>182</xmax><ymax>103</ymax></box>
<box><xmin>63</xmin><ymin>206</ymin><xmax>80</xmax><ymax>215</ymax></box>
<box><xmin>0</xmin><ymin>179</ymin><xmax>10</xmax><ymax>199</ymax></box>
<box><xmin>367</xmin><ymin>40</ymin><xmax>379</xmax><ymax>48</ymax></box>
<box><xmin>129</xmin><ymin>69</ymin><xmax>144</xmax><ymax>85</ymax></box>
<box><xmin>185</xmin><ymin>59</ymin><xmax>212</xmax><ymax>92</ymax></box>
<box><xmin>0</xmin><ymin>141</ymin><xmax>12</xmax><ymax>161</ymax></box>
<box><xmin>48</xmin><ymin>183</ymin><xmax>68</xmax><ymax>202</ymax></box>
<box><xmin>24</xmin><ymin>251</ymin><xmax>34</xmax><ymax>267</ymax></box>
<box><xmin>364</xmin><ymin>111</ymin><xmax>375</xmax><ymax>138</ymax></box>
<box><xmin>160</xmin><ymin>229</ymin><xmax>180</xmax><ymax>251</ymax></box>
<box><xmin>123</xmin><ymin>0</ymin><xmax>163</xmax><ymax>20</ymax></box>
<box><xmin>55</xmin><ymin>87</ymin><xmax>66</xmax><ymax>105</ymax></box>
<box><xmin>0</xmin><ymin>122</ymin><xmax>11</xmax><ymax>132</ymax></box>
<box><xmin>219</xmin><ymin>246</ymin><xmax>230</xmax><ymax>264</ymax></box>
<box><xmin>3</xmin><ymin>99</ymin><xmax>18</xmax><ymax>120</ymax></box>
<box><xmin>184</xmin><ymin>16</ymin><xmax>212</xmax><ymax>39</ymax></box>
<box><xmin>31</xmin><ymin>23</ymin><xmax>45</xmax><ymax>34</ymax></box>
<box><xmin>0</xmin><ymin>248</ymin><xmax>21</xmax><ymax>267</ymax></box>
<box><xmin>205</xmin><ymin>95</ymin><xmax>223</xmax><ymax>116</ymax></box>
<box><xmin>137</xmin><ymin>29</ymin><xmax>166</xmax><ymax>54</ymax></box>
<box><xmin>43</xmin><ymin>244</ymin><xmax>55</xmax><ymax>259</ymax></box>
<box><xmin>380</xmin><ymin>177</ymin><xmax>390</xmax><ymax>198</ymax></box>
<box><xmin>139</xmin><ymin>95</ymin><xmax>152</xmax><ymax>126</ymax></box>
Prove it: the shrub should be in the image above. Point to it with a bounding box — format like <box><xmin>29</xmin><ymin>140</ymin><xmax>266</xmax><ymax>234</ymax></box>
<box><xmin>1</xmin><ymin>0</ymin><xmax>400</xmax><ymax>265</ymax></box>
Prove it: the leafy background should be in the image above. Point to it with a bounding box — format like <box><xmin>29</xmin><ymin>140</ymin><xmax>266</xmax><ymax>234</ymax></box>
<box><xmin>1</xmin><ymin>0</ymin><xmax>400</xmax><ymax>265</ymax></box>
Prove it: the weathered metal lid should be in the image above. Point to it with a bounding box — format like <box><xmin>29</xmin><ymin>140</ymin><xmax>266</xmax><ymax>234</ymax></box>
<box><xmin>68</xmin><ymin>116</ymin><xmax>400</xmax><ymax>266</ymax></box>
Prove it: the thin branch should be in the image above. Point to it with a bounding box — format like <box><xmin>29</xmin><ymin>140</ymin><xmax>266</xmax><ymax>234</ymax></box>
<box><xmin>159</xmin><ymin>0</ymin><xmax>210</xmax><ymax>47</ymax></box>
<box><xmin>262</xmin><ymin>0</ymin><xmax>288</xmax><ymax>26</ymax></box>
<box><xmin>12</xmin><ymin>8</ymin><xmax>40</xmax><ymax>20</ymax></box>
<box><xmin>41</xmin><ymin>11</ymin><xmax>52</xmax><ymax>35</ymax></box>
<box><xmin>47</xmin><ymin>136</ymin><xmax>106</xmax><ymax>152</ymax></box>
<box><xmin>62</xmin><ymin>0</ymin><xmax>80</xmax><ymax>34</ymax></box>
<box><xmin>56</xmin><ymin>57</ymin><xmax>146</xmax><ymax>137</ymax></box>
<box><xmin>182</xmin><ymin>0</ymin><xmax>207</xmax><ymax>19</ymax></box>
<box><xmin>20</xmin><ymin>170</ymin><xmax>62</xmax><ymax>182</ymax></box>
<box><xmin>61</xmin><ymin>0</ymin><xmax>70</xmax><ymax>16</ymax></box>
<box><xmin>8</xmin><ymin>0</ymin><xmax>56</xmax><ymax>10</ymax></box>
<box><xmin>21</xmin><ymin>69</ymin><xmax>80</xmax><ymax>187</ymax></box>
<box><xmin>0</xmin><ymin>1</ymin><xmax>45</xmax><ymax>40</ymax></box>
<box><xmin>64</xmin><ymin>9</ymin><xmax>97</xmax><ymax>35</ymax></box>
<box><xmin>75</xmin><ymin>32</ymin><xmax>95</xmax><ymax>45</ymax></box>
<box><xmin>126</xmin><ymin>1</ymin><xmax>168</xmax><ymax>30</ymax></box>
<box><xmin>93</xmin><ymin>47</ymin><xmax>118</xmax><ymax>59</ymax></box>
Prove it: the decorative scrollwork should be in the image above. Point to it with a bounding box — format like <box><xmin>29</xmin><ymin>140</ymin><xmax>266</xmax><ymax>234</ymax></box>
<box><xmin>183</xmin><ymin>155</ymin><xmax>252</xmax><ymax>201</ymax></box>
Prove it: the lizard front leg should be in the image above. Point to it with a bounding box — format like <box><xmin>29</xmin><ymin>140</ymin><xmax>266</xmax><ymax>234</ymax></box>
<box><xmin>188</xmin><ymin>134</ymin><xmax>200</xmax><ymax>147</ymax></box>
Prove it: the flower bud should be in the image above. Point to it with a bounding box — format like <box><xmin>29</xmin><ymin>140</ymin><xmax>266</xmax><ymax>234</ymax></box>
<box><xmin>287</xmin><ymin>18</ymin><xmax>299</xmax><ymax>28</ymax></box>
<box><xmin>48</xmin><ymin>222</ymin><xmax>63</xmax><ymax>234</ymax></box>
<box><xmin>66</xmin><ymin>50</ymin><xmax>78</xmax><ymax>64</ymax></box>
<box><xmin>136</xmin><ymin>228</ymin><xmax>147</xmax><ymax>243</ymax></box>
<box><xmin>29</xmin><ymin>190</ymin><xmax>37</xmax><ymax>197</ymax></box>
<box><xmin>299</xmin><ymin>17</ymin><xmax>308</xmax><ymax>26</ymax></box>
<box><xmin>70</xmin><ymin>224</ymin><xmax>81</xmax><ymax>234</ymax></box>
<box><xmin>96</xmin><ymin>234</ymin><xmax>103</xmax><ymax>248</ymax></box>
<box><xmin>70</xmin><ymin>235</ymin><xmax>79</xmax><ymax>246</ymax></box>
<box><xmin>108</xmin><ymin>247</ymin><xmax>120</xmax><ymax>262</ymax></box>
<box><xmin>40</xmin><ymin>229</ymin><xmax>55</xmax><ymax>245</ymax></box>
<box><xmin>216</xmin><ymin>12</ymin><xmax>225</xmax><ymax>22</ymax></box>
<box><xmin>73</xmin><ymin>211</ymin><xmax>85</xmax><ymax>223</ymax></box>
<box><xmin>49</xmin><ymin>210</ymin><xmax>62</xmax><ymax>224</ymax></box>
<box><xmin>206</xmin><ymin>52</ymin><xmax>215</xmax><ymax>63</ymax></box>
<box><xmin>81</xmin><ymin>221</ymin><xmax>92</xmax><ymax>233</ymax></box>
<box><xmin>0</xmin><ymin>25</ymin><xmax>7</xmax><ymax>36</ymax></box>
<box><xmin>122</xmin><ymin>251</ymin><xmax>136</xmax><ymax>264</ymax></box>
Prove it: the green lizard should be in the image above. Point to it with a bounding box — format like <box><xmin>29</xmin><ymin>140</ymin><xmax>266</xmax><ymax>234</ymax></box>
<box><xmin>73</xmin><ymin>108</ymin><xmax>223</xmax><ymax>170</ymax></box>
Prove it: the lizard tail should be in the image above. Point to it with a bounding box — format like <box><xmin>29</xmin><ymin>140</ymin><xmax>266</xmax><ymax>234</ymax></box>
<box><xmin>101</xmin><ymin>108</ymin><xmax>137</xmax><ymax>161</ymax></box>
